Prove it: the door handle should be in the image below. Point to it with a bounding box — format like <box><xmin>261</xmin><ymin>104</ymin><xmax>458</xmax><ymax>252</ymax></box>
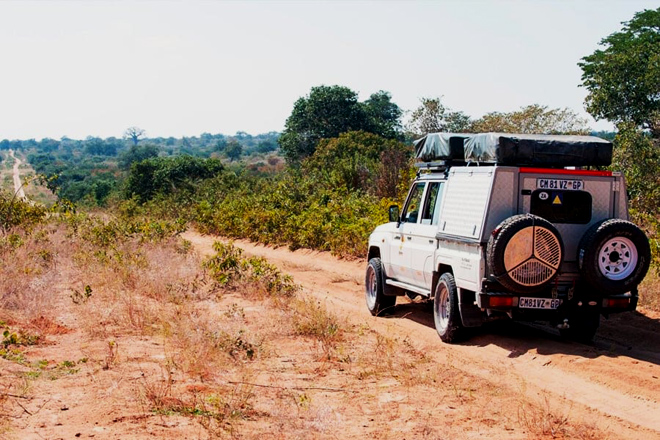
<box><xmin>394</xmin><ymin>235</ymin><xmax>401</xmax><ymax>240</ymax></box>
<box><xmin>428</xmin><ymin>239</ymin><xmax>434</xmax><ymax>244</ymax></box>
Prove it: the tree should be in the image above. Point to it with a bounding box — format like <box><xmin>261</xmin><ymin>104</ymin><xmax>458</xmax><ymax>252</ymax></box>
<box><xmin>612</xmin><ymin>123</ymin><xmax>660</xmax><ymax>213</ymax></box>
<box><xmin>303</xmin><ymin>131</ymin><xmax>411</xmax><ymax>196</ymax></box>
<box><xmin>279</xmin><ymin>85</ymin><xmax>402</xmax><ymax>163</ymax></box>
<box><xmin>579</xmin><ymin>8</ymin><xmax>660</xmax><ymax>136</ymax></box>
<box><xmin>256</xmin><ymin>140</ymin><xmax>277</xmax><ymax>154</ymax></box>
<box><xmin>363</xmin><ymin>90</ymin><xmax>403</xmax><ymax>139</ymax></box>
<box><xmin>125</xmin><ymin>156</ymin><xmax>224</xmax><ymax>202</ymax></box>
<box><xmin>214</xmin><ymin>139</ymin><xmax>228</xmax><ymax>152</ymax></box>
<box><xmin>406</xmin><ymin>97</ymin><xmax>471</xmax><ymax>138</ymax></box>
<box><xmin>279</xmin><ymin>85</ymin><xmax>367</xmax><ymax>163</ymax></box>
<box><xmin>84</xmin><ymin>137</ymin><xmax>117</xmax><ymax>156</ymax></box>
<box><xmin>124</xmin><ymin>126</ymin><xmax>146</xmax><ymax>146</ymax></box>
<box><xmin>119</xmin><ymin>144</ymin><xmax>159</xmax><ymax>169</ymax></box>
<box><xmin>225</xmin><ymin>140</ymin><xmax>243</xmax><ymax>161</ymax></box>
<box><xmin>38</xmin><ymin>138</ymin><xmax>60</xmax><ymax>152</ymax></box>
<box><xmin>469</xmin><ymin>105</ymin><xmax>590</xmax><ymax>134</ymax></box>
<box><xmin>579</xmin><ymin>8</ymin><xmax>660</xmax><ymax>224</ymax></box>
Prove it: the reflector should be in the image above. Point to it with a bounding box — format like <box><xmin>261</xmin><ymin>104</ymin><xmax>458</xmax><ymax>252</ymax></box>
<box><xmin>489</xmin><ymin>296</ymin><xmax>514</xmax><ymax>307</ymax></box>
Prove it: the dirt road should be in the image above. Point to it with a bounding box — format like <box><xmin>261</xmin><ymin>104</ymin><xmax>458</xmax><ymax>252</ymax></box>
<box><xmin>183</xmin><ymin>231</ymin><xmax>660</xmax><ymax>439</ymax></box>
<box><xmin>9</xmin><ymin>149</ymin><xmax>26</xmax><ymax>200</ymax></box>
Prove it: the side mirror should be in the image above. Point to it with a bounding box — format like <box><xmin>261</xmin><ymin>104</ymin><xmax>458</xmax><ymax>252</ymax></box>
<box><xmin>388</xmin><ymin>205</ymin><xmax>400</xmax><ymax>223</ymax></box>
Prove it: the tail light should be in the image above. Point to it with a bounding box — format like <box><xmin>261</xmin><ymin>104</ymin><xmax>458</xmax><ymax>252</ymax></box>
<box><xmin>602</xmin><ymin>297</ymin><xmax>630</xmax><ymax>309</ymax></box>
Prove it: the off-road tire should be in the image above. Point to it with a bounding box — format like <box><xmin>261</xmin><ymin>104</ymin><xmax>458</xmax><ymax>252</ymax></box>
<box><xmin>433</xmin><ymin>273</ymin><xmax>462</xmax><ymax>343</ymax></box>
<box><xmin>487</xmin><ymin>214</ymin><xmax>564</xmax><ymax>294</ymax></box>
<box><xmin>365</xmin><ymin>258</ymin><xmax>396</xmax><ymax>316</ymax></box>
<box><xmin>578</xmin><ymin>219</ymin><xmax>651</xmax><ymax>296</ymax></box>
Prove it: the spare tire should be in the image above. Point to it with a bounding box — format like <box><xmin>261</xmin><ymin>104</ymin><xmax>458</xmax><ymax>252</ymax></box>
<box><xmin>578</xmin><ymin>219</ymin><xmax>650</xmax><ymax>295</ymax></box>
<box><xmin>487</xmin><ymin>214</ymin><xmax>564</xmax><ymax>294</ymax></box>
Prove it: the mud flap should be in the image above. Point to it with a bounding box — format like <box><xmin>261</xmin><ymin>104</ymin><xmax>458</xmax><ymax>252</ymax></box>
<box><xmin>458</xmin><ymin>288</ymin><xmax>484</xmax><ymax>327</ymax></box>
<box><xmin>382</xmin><ymin>265</ymin><xmax>405</xmax><ymax>296</ymax></box>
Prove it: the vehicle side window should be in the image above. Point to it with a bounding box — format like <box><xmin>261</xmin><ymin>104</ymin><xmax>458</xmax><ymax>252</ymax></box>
<box><xmin>431</xmin><ymin>182</ymin><xmax>445</xmax><ymax>225</ymax></box>
<box><xmin>402</xmin><ymin>182</ymin><xmax>426</xmax><ymax>223</ymax></box>
<box><xmin>421</xmin><ymin>182</ymin><xmax>442</xmax><ymax>225</ymax></box>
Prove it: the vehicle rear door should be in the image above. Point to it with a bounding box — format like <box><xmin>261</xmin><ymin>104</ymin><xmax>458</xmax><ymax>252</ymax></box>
<box><xmin>408</xmin><ymin>181</ymin><xmax>445</xmax><ymax>289</ymax></box>
<box><xmin>518</xmin><ymin>168</ymin><xmax>615</xmax><ymax>263</ymax></box>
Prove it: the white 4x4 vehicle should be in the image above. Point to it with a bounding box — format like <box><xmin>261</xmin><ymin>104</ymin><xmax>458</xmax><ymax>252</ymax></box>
<box><xmin>366</xmin><ymin>133</ymin><xmax>651</xmax><ymax>343</ymax></box>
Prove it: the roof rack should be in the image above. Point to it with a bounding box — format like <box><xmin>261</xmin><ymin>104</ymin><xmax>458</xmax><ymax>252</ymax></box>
<box><xmin>415</xmin><ymin>161</ymin><xmax>448</xmax><ymax>171</ymax></box>
<box><xmin>414</xmin><ymin>160</ymin><xmax>458</xmax><ymax>177</ymax></box>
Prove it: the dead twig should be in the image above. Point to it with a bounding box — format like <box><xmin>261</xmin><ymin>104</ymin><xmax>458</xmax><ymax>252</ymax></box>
<box><xmin>228</xmin><ymin>380</ymin><xmax>355</xmax><ymax>393</ymax></box>
<box><xmin>0</xmin><ymin>393</ymin><xmax>32</xmax><ymax>400</ymax></box>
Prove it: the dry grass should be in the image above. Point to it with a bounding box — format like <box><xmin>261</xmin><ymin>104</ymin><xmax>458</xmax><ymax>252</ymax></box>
<box><xmin>0</xmin><ymin>218</ymin><xmax>621</xmax><ymax>439</ymax></box>
<box><xmin>290</xmin><ymin>297</ymin><xmax>344</xmax><ymax>357</ymax></box>
<box><xmin>0</xmin><ymin>226</ymin><xmax>62</xmax><ymax>326</ymax></box>
<box><xmin>517</xmin><ymin>393</ymin><xmax>607</xmax><ymax>440</ymax></box>
<box><xmin>639</xmin><ymin>269</ymin><xmax>660</xmax><ymax>311</ymax></box>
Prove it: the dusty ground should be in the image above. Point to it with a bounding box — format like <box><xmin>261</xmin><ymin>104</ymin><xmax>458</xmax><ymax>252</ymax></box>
<box><xmin>1</xmin><ymin>230</ymin><xmax>659</xmax><ymax>439</ymax></box>
<box><xmin>182</xmin><ymin>233</ymin><xmax>660</xmax><ymax>439</ymax></box>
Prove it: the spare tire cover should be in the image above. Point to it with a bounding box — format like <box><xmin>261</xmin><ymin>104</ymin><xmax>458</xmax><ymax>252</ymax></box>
<box><xmin>578</xmin><ymin>219</ymin><xmax>651</xmax><ymax>295</ymax></box>
<box><xmin>487</xmin><ymin>214</ymin><xmax>564</xmax><ymax>294</ymax></box>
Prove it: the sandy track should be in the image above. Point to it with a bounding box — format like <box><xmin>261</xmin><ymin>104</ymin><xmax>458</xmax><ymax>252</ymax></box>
<box><xmin>9</xmin><ymin>149</ymin><xmax>27</xmax><ymax>200</ymax></box>
<box><xmin>183</xmin><ymin>231</ymin><xmax>660</xmax><ymax>439</ymax></box>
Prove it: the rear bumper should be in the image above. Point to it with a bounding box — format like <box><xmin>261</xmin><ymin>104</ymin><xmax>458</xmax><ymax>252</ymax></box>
<box><xmin>477</xmin><ymin>289</ymin><xmax>638</xmax><ymax>316</ymax></box>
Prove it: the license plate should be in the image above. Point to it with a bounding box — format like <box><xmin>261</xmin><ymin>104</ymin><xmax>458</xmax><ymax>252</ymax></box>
<box><xmin>537</xmin><ymin>178</ymin><xmax>583</xmax><ymax>191</ymax></box>
<box><xmin>519</xmin><ymin>297</ymin><xmax>562</xmax><ymax>310</ymax></box>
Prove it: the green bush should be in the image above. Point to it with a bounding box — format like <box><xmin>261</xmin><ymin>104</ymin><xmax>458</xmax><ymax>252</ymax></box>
<box><xmin>0</xmin><ymin>190</ymin><xmax>48</xmax><ymax>232</ymax></box>
<box><xmin>204</xmin><ymin>241</ymin><xmax>299</xmax><ymax>297</ymax></box>
<box><xmin>126</xmin><ymin>155</ymin><xmax>224</xmax><ymax>203</ymax></box>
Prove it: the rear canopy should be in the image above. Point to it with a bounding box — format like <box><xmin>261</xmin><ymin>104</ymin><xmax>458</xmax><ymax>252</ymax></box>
<box><xmin>415</xmin><ymin>132</ymin><xmax>613</xmax><ymax>167</ymax></box>
<box><xmin>413</xmin><ymin>133</ymin><xmax>471</xmax><ymax>162</ymax></box>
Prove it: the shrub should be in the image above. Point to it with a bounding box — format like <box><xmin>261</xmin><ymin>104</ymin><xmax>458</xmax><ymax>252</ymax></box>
<box><xmin>204</xmin><ymin>242</ymin><xmax>299</xmax><ymax>298</ymax></box>
<box><xmin>0</xmin><ymin>190</ymin><xmax>48</xmax><ymax>232</ymax></box>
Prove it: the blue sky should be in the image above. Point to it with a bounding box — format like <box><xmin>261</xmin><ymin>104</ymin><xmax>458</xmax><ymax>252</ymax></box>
<box><xmin>0</xmin><ymin>0</ymin><xmax>656</xmax><ymax>140</ymax></box>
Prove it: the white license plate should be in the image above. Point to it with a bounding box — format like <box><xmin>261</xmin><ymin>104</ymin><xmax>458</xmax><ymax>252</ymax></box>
<box><xmin>519</xmin><ymin>297</ymin><xmax>562</xmax><ymax>310</ymax></box>
<box><xmin>537</xmin><ymin>178</ymin><xmax>583</xmax><ymax>191</ymax></box>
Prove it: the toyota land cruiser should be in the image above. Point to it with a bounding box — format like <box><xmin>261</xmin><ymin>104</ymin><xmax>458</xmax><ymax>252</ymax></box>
<box><xmin>365</xmin><ymin>132</ymin><xmax>651</xmax><ymax>343</ymax></box>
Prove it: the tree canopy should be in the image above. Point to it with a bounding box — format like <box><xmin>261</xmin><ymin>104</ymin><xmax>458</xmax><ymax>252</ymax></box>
<box><xmin>124</xmin><ymin>126</ymin><xmax>146</xmax><ymax>146</ymax></box>
<box><xmin>225</xmin><ymin>140</ymin><xmax>243</xmax><ymax>161</ymax></box>
<box><xmin>406</xmin><ymin>97</ymin><xmax>471</xmax><ymax>138</ymax></box>
<box><xmin>407</xmin><ymin>100</ymin><xmax>589</xmax><ymax>137</ymax></box>
<box><xmin>126</xmin><ymin>155</ymin><xmax>224</xmax><ymax>202</ymax></box>
<box><xmin>470</xmin><ymin>105</ymin><xmax>590</xmax><ymax>135</ymax></box>
<box><xmin>119</xmin><ymin>144</ymin><xmax>159</xmax><ymax>170</ymax></box>
<box><xmin>278</xmin><ymin>85</ymin><xmax>402</xmax><ymax>163</ymax></box>
<box><xmin>579</xmin><ymin>8</ymin><xmax>660</xmax><ymax>135</ymax></box>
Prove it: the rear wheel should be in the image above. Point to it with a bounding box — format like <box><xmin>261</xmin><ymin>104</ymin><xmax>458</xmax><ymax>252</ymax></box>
<box><xmin>365</xmin><ymin>258</ymin><xmax>396</xmax><ymax>316</ymax></box>
<box><xmin>578</xmin><ymin>219</ymin><xmax>651</xmax><ymax>295</ymax></box>
<box><xmin>433</xmin><ymin>273</ymin><xmax>462</xmax><ymax>343</ymax></box>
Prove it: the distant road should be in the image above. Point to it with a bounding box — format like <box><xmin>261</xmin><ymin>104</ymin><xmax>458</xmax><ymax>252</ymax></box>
<box><xmin>9</xmin><ymin>149</ymin><xmax>27</xmax><ymax>200</ymax></box>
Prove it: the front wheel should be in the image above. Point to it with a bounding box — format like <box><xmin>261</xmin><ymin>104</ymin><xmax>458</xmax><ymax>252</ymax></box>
<box><xmin>365</xmin><ymin>258</ymin><xmax>396</xmax><ymax>316</ymax></box>
<box><xmin>433</xmin><ymin>273</ymin><xmax>463</xmax><ymax>343</ymax></box>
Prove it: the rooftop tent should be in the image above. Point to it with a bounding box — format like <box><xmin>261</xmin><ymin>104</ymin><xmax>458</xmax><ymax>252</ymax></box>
<box><xmin>464</xmin><ymin>133</ymin><xmax>613</xmax><ymax>167</ymax></box>
<box><xmin>414</xmin><ymin>133</ymin><xmax>472</xmax><ymax>162</ymax></box>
